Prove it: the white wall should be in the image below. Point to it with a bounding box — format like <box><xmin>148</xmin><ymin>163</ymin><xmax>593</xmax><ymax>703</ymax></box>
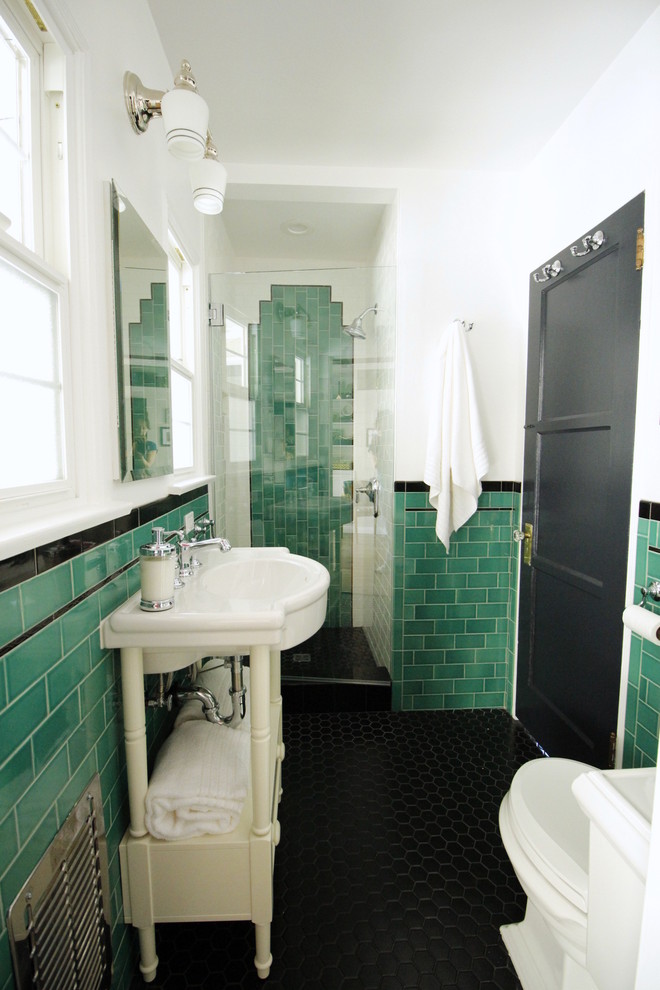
<box><xmin>394</xmin><ymin>169</ymin><xmax>527</xmax><ymax>481</ymax></box>
<box><xmin>56</xmin><ymin>0</ymin><xmax>205</xmax><ymax>505</ymax></box>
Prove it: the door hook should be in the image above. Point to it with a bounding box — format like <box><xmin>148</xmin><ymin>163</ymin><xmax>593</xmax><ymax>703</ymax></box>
<box><xmin>570</xmin><ymin>229</ymin><xmax>606</xmax><ymax>257</ymax></box>
<box><xmin>533</xmin><ymin>259</ymin><xmax>563</xmax><ymax>283</ymax></box>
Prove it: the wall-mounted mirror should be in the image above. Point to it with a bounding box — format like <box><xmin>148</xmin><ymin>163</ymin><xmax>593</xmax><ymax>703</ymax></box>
<box><xmin>110</xmin><ymin>180</ymin><xmax>173</xmax><ymax>481</ymax></box>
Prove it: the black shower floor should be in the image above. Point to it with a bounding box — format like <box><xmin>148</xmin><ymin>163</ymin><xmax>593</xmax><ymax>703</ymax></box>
<box><xmin>129</xmin><ymin>708</ymin><xmax>540</xmax><ymax>990</ymax></box>
<box><xmin>281</xmin><ymin>626</ymin><xmax>392</xmax><ymax>712</ymax></box>
<box><xmin>281</xmin><ymin>626</ymin><xmax>391</xmax><ymax>683</ymax></box>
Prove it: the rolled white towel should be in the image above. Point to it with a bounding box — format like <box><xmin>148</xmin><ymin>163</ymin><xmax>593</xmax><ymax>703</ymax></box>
<box><xmin>175</xmin><ymin>662</ymin><xmax>250</xmax><ymax>732</ymax></box>
<box><xmin>145</xmin><ymin>719</ymin><xmax>250</xmax><ymax>839</ymax></box>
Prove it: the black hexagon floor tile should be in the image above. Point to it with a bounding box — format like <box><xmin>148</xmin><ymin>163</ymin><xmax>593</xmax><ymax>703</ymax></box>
<box><xmin>130</xmin><ymin>709</ymin><xmax>541</xmax><ymax>989</ymax></box>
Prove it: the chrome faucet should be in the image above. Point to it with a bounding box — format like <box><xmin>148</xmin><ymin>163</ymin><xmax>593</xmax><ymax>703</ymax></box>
<box><xmin>355</xmin><ymin>477</ymin><xmax>380</xmax><ymax>518</ymax></box>
<box><xmin>182</xmin><ymin>535</ymin><xmax>232</xmax><ymax>553</ymax></box>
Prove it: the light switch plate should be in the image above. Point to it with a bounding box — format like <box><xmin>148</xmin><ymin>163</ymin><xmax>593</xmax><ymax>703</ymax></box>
<box><xmin>184</xmin><ymin>511</ymin><xmax>194</xmax><ymax>535</ymax></box>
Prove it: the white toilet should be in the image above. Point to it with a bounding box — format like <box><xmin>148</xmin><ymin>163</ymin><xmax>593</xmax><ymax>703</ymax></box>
<box><xmin>499</xmin><ymin>756</ymin><xmax>655</xmax><ymax>990</ymax></box>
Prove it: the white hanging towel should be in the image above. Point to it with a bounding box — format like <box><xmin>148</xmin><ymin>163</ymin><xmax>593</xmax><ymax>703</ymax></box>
<box><xmin>145</xmin><ymin>719</ymin><xmax>250</xmax><ymax>839</ymax></box>
<box><xmin>423</xmin><ymin>321</ymin><xmax>489</xmax><ymax>552</ymax></box>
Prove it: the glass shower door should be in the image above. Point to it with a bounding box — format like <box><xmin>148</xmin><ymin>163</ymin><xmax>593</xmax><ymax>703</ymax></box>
<box><xmin>208</xmin><ymin>266</ymin><xmax>395</xmax><ymax>698</ymax></box>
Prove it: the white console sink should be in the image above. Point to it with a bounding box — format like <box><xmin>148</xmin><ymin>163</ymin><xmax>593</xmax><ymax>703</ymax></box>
<box><xmin>101</xmin><ymin>546</ymin><xmax>330</xmax><ymax>671</ymax></box>
<box><xmin>104</xmin><ymin>545</ymin><xmax>325</xmax><ymax>980</ymax></box>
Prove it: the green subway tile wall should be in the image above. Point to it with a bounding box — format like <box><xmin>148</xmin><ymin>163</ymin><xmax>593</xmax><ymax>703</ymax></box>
<box><xmin>624</xmin><ymin>509</ymin><xmax>660</xmax><ymax>768</ymax></box>
<box><xmin>250</xmin><ymin>285</ymin><xmax>354</xmax><ymax>626</ymax></box>
<box><xmin>0</xmin><ymin>489</ymin><xmax>208</xmax><ymax>990</ymax></box>
<box><xmin>391</xmin><ymin>487</ymin><xmax>520</xmax><ymax>712</ymax></box>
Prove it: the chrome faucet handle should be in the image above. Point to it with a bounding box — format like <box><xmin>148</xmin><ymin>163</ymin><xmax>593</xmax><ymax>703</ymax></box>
<box><xmin>194</xmin><ymin>516</ymin><xmax>215</xmax><ymax>539</ymax></box>
<box><xmin>164</xmin><ymin>529</ymin><xmax>193</xmax><ymax>577</ymax></box>
<box><xmin>355</xmin><ymin>478</ymin><xmax>380</xmax><ymax>518</ymax></box>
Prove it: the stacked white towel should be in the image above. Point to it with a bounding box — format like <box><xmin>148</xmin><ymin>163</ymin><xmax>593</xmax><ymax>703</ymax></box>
<box><xmin>423</xmin><ymin>320</ymin><xmax>489</xmax><ymax>552</ymax></box>
<box><xmin>145</xmin><ymin>719</ymin><xmax>250</xmax><ymax>839</ymax></box>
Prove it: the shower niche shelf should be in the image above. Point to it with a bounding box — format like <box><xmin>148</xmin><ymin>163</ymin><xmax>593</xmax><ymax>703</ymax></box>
<box><xmin>332</xmin><ymin>399</ymin><xmax>353</xmax><ymax>497</ymax></box>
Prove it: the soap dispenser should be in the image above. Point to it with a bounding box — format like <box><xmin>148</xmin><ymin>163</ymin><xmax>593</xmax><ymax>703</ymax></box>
<box><xmin>139</xmin><ymin>527</ymin><xmax>176</xmax><ymax>611</ymax></box>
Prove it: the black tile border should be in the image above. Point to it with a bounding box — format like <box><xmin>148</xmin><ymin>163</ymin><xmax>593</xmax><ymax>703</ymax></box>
<box><xmin>0</xmin><ymin>486</ymin><xmax>208</xmax><ymax>595</ymax></box>
<box><xmin>394</xmin><ymin>480</ymin><xmax>521</xmax><ymax>494</ymax></box>
<box><xmin>0</xmin><ymin>557</ymin><xmax>137</xmax><ymax>660</ymax></box>
<box><xmin>394</xmin><ymin>479</ymin><xmax>521</xmax><ymax>512</ymax></box>
<box><xmin>639</xmin><ymin>500</ymin><xmax>660</xmax><ymax>522</ymax></box>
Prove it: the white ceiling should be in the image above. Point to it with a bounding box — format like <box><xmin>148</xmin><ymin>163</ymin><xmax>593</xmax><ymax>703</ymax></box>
<box><xmin>147</xmin><ymin>0</ymin><xmax>660</xmax><ymax>261</ymax></box>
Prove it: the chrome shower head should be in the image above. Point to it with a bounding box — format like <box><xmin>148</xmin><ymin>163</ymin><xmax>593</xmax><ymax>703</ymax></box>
<box><xmin>343</xmin><ymin>304</ymin><xmax>377</xmax><ymax>339</ymax></box>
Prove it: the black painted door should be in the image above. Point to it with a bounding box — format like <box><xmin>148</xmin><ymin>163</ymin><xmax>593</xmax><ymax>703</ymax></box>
<box><xmin>516</xmin><ymin>193</ymin><xmax>644</xmax><ymax>768</ymax></box>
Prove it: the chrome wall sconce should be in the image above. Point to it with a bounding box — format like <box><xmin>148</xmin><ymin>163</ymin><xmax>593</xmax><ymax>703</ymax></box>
<box><xmin>124</xmin><ymin>59</ymin><xmax>227</xmax><ymax>214</ymax></box>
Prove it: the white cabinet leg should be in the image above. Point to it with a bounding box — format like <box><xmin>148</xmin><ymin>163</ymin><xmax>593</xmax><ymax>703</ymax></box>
<box><xmin>254</xmin><ymin>923</ymin><xmax>272</xmax><ymax>979</ymax></box>
<box><xmin>120</xmin><ymin>647</ymin><xmax>148</xmax><ymax>837</ymax></box>
<box><xmin>250</xmin><ymin>645</ymin><xmax>271</xmax><ymax>834</ymax></box>
<box><xmin>138</xmin><ymin>925</ymin><xmax>158</xmax><ymax>983</ymax></box>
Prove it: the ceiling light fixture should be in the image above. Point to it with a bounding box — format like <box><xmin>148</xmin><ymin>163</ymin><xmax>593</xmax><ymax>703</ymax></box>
<box><xmin>124</xmin><ymin>59</ymin><xmax>228</xmax><ymax>215</ymax></box>
<box><xmin>283</xmin><ymin>221</ymin><xmax>311</xmax><ymax>236</ymax></box>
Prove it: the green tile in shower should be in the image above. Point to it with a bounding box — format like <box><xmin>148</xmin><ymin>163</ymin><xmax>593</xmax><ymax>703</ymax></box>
<box><xmin>250</xmin><ymin>284</ymin><xmax>353</xmax><ymax>627</ymax></box>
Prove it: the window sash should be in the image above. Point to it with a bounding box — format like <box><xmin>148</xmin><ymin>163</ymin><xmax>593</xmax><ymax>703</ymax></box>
<box><xmin>171</xmin><ymin>364</ymin><xmax>194</xmax><ymax>471</ymax></box>
<box><xmin>0</xmin><ymin>1</ymin><xmax>40</xmax><ymax>253</ymax></box>
<box><xmin>0</xmin><ymin>241</ymin><xmax>71</xmax><ymax>501</ymax></box>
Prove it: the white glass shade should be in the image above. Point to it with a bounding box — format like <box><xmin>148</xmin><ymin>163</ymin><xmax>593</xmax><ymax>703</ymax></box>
<box><xmin>190</xmin><ymin>157</ymin><xmax>228</xmax><ymax>215</ymax></box>
<box><xmin>160</xmin><ymin>88</ymin><xmax>209</xmax><ymax>161</ymax></box>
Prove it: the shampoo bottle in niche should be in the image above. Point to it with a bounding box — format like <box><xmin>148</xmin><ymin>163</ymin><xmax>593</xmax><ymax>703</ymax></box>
<box><xmin>139</xmin><ymin>527</ymin><xmax>176</xmax><ymax>611</ymax></box>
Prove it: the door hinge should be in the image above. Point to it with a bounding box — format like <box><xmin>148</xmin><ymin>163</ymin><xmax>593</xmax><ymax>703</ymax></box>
<box><xmin>208</xmin><ymin>302</ymin><xmax>224</xmax><ymax>326</ymax></box>
<box><xmin>608</xmin><ymin>731</ymin><xmax>617</xmax><ymax>769</ymax></box>
<box><xmin>635</xmin><ymin>227</ymin><xmax>644</xmax><ymax>271</ymax></box>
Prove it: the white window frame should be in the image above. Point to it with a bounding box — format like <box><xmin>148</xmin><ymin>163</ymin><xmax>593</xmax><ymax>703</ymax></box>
<box><xmin>0</xmin><ymin>0</ymin><xmax>51</xmax><ymax>258</ymax></box>
<box><xmin>223</xmin><ymin>308</ymin><xmax>254</xmax><ymax>465</ymax></box>
<box><xmin>224</xmin><ymin>312</ymin><xmax>249</xmax><ymax>391</ymax></box>
<box><xmin>0</xmin><ymin>0</ymin><xmax>73</xmax><ymax>514</ymax></box>
<box><xmin>167</xmin><ymin>230</ymin><xmax>196</xmax><ymax>473</ymax></box>
<box><xmin>0</xmin><ymin>236</ymin><xmax>73</xmax><ymax>499</ymax></box>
